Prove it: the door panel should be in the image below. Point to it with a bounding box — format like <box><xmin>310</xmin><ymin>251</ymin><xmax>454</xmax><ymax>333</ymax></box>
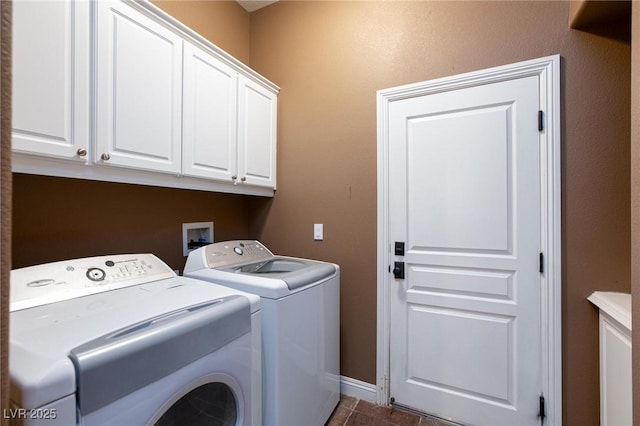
<box><xmin>407</xmin><ymin>305</ymin><xmax>513</xmax><ymax>401</ymax></box>
<box><xmin>237</xmin><ymin>75</ymin><xmax>277</xmax><ymax>188</ymax></box>
<box><xmin>95</xmin><ymin>1</ymin><xmax>182</xmax><ymax>173</ymax></box>
<box><xmin>12</xmin><ymin>0</ymin><xmax>89</xmax><ymax>160</ymax></box>
<box><xmin>407</xmin><ymin>105</ymin><xmax>511</xmax><ymax>253</ymax></box>
<box><xmin>182</xmin><ymin>42</ymin><xmax>238</xmax><ymax>181</ymax></box>
<box><xmin>389</xmin><ymin>75</ymin><xmax>541</xmax><ymax>425</ymax></box>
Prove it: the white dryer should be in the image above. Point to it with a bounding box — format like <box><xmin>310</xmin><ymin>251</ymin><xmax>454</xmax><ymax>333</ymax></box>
<box><xmin>9</xmin><ymin>254</ymin><xmax>262</xmax><ymax>426</ymax></box>
<box><xmin>184</xmin><ymin>240</ymin><xmax>340</xmax><ymax>426</ymax></box>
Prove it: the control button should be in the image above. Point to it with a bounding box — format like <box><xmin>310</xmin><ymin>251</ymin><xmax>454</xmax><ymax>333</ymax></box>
<box><xmin>234</xmin><ymin>247</ymin><xmax>244</xmax><ymax>255</ymax></box>
<box><xmin>86</xmin><ymin>268</ymin><xmax>106</xmax><ymax>282</ymax></box>
<box><xmin>105</xmin><ymin>260</ymin><xmax>115</xmax><ymax>267</ymax></box>
<box><xmin>27</xmin><ymin>279</ymin><xmax>55</xmax><ymax>288</ymax></box>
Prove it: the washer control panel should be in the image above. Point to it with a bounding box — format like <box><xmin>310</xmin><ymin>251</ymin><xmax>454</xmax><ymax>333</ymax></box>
<box><xmin>204</xmin><ymin>240</ymin><xmax>273</xmax><ymax>269</ymax></box>
<box><xmin>10</xmin><ymin>254</ymin><xmax>175</xmax><ymax>312</ymax></box>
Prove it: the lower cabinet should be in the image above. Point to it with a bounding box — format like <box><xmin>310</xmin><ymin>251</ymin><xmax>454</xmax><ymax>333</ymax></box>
<box><xmin>588</xmin><ymin>292</ymin><xmax>632</xmax><ymax>426</ymax></box>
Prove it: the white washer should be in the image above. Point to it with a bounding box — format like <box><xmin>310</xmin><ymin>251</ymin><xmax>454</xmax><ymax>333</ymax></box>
<box><xmin>9</xmin><ymin>254</ymin><xmax>262</xmax><ymax>426</ymax></box>
<box><xmin>184</xmin><ymin>240</ymin><xmax>340</xmax><ymax>426</ymax></box>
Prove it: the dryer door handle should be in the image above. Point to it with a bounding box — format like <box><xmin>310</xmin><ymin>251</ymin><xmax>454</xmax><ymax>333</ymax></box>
<box><xmin>69</xmin><ymin>295</ymin><xmax>251</xmax><ymax>414</ymax></box>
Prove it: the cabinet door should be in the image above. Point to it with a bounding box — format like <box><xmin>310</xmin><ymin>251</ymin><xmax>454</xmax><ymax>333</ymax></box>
<box><xmin>182</xmin><ymin>42</ymin><xmax>238</xmax><ymax>182</ymax></box>
<box><xmin>12</xmin><ymin>0</ymin><xmax>90</xmax><ymax>161</ymax></box>
<box><xmin>95</xmin><ymin>1</ymin><xmax>182</xmax><ymax>174</ymax></box>
<box><xmin>237</xmin><ymin>75</ymin><xmax>277</xmax><ymax>188</ymax></box>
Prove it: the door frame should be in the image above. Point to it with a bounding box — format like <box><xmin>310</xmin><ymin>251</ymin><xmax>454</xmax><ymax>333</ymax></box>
<box><xmin>376</xmin><ymin>55</ymin><xmax>561</xmax><ymax>424</ymax></box>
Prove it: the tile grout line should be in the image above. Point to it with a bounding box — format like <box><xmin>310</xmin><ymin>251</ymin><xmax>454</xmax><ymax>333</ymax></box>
<box><xmin>342</xmin><ymin>406</ymin><xmax>354</xmax><ymax>426</ymax></box>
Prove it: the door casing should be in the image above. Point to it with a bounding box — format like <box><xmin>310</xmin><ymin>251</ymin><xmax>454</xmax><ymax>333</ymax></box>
<box><xmin>376</xmin><ymin>55</ymin><xmax>561</xmax><ymax>424</ymax></box>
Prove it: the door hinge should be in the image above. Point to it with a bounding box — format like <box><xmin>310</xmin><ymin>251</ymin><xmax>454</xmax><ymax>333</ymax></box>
<box><xmin>538</xmin><ymin>110</ymin><xmax>544</xmax><ymax>132</ymax></box>
<box><xmin>539</xmin><ymin>252</ymin><xmax>544</xmax><ymax>274</ymax></box>
<box><xmin>538</xmin><ymin>394</ymin><xmax>546</xmax><ymax>425</ymax></box>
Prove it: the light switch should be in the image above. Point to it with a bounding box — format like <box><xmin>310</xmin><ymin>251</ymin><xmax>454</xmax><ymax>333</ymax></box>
<box><xmin>314</xmin><ymin>223</ymin><xmax>323</xmax><ymax>241</ymax></box>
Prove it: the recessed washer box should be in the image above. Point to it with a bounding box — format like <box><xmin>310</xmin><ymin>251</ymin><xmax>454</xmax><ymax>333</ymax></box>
<box><xmin>182</xmin><ymin>222</ymin><xmax>214</xmax><ymax>256</ymax></box>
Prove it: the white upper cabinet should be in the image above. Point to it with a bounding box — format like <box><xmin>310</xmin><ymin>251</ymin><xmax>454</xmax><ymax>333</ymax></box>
<box><xmin>95</xmin><ymin>0</ymin><xmax>183</xmax><ymax>174</ymax></box>
<box><xmin>12</xmin><ymin>0</ymin><xmax>90</xmax><ymax>161</ymax></box>
<box><xmin>12</xmin><ymin>0</ymin><xmax>278</xmax><ymax>196</ymax></box>
<box><xmin>182</xmin><ymin>42</ymin><xmax>238</xmax><ymax>182</ymax></box>
<box><xmin>238</xmin><ymin>75</ymin><xmax>277</xmax><ymax>188</ymax></box>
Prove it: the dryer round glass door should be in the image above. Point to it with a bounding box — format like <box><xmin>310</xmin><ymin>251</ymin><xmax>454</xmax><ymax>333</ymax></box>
<box><xmin>154</xmin><ymin>382</ymin><xmax>238</xmax><ymax>426</ymax></box>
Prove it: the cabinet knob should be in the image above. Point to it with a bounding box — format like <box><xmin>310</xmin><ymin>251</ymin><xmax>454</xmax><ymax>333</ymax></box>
<box><xmin>240</xmin><ymin>176</ymin><xmax>246</xmax><ymax>182</ymax></box>
<box><xmin>101</xmin><ymin>153</ymin><xmax>111</xmax><ymax>161</ymax></box>
<box><xmin>76</xmin><ymin>148</ymin><xmax>87</xmax><ymax>157</ymax></box>
<box><xmin>231</xmin><ymin>175</ymin><xmax>237</xmax><ymax>180</ymax></box>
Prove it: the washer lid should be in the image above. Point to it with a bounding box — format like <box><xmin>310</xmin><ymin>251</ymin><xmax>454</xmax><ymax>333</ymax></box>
<box><xmin>10</xmin><ymin>275</ymin><xmax>259</xmax><ymax>410</ymax></box>
<box><xmin>224</xmin><ymin>257</ymin><xmax>337</xmax><ymax>290</ymax></box>
<box><xmin>184</xmin><ymin>240</ymin><xmax>339</xmax><ymax>297</ymax></box>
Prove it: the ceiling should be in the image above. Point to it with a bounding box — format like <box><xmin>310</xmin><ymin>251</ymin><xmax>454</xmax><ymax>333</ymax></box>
<box><xmin>236</xmin><ymin>0</ymin><xmax>278</xmax><ymax>13</ymax></box>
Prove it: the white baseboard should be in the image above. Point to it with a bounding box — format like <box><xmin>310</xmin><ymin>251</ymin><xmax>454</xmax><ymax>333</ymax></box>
<box><xmin>339</xmin><ymin>376</ymin><xmax>377</xmax><ymax>402</ymax></box>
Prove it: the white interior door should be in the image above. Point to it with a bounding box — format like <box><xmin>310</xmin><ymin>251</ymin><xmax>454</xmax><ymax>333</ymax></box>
<box><xmin>387</xmin><ymin>73</ymin><xmax>544</xmax><ymax>425</ymax></box>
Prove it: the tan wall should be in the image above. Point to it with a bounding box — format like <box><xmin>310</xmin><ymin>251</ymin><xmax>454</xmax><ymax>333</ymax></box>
<box><xmin>248</xmin><ymin>2</ymin><xmax>631</xmax><ymax>424</ymax></box>
<box><xmin>12</xmin><ymin>175</ymin><xmax>253</xmax><ymax>272</ymax></box>
<box><xmin>152</xmin><ymin>0</ymin><xmax>250</xmax><ymax>64</ymax></box>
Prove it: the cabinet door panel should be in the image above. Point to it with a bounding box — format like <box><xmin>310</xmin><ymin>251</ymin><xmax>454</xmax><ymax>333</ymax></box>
<box><xmin>96</xmin><ymin>1</ymin><xmax>182</xmax><ymax>174</ymax></box>
<box><xmin>12</xmin><ymin>0</ymin><xmax>89</xmax><ymax>160</ymax></box>
<box><xmin>182</xmin><ymin>42</ymin><xmax>237</xmax><ymax>182</ymax></box>
<box><xmin>238</xmin><ymin>75</ymin><xmax>277</xmax><ymax>188</ymax></box>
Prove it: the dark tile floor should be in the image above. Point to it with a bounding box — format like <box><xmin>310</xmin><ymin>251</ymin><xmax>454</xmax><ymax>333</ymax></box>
<box><xmin>325</xmin><ymin>396</ymin><xmax>461</xmax><ymax>426</ymax></box>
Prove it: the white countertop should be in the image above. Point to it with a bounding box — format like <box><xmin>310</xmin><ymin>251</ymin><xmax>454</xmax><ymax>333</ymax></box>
<box><xmin>588</xmin><ymin>291</ymin><xmax>631</xmax><ymax>331</ymax></box>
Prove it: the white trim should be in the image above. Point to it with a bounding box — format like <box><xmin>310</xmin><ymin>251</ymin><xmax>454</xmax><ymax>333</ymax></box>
<box><xmin>339</xmin><ymin>376</ymin><xmax>377</xmax><ymax>403</ymax></box>
<box><xmin>128</xmin><ymin>0</ymin><xmax>279</xmax><ymax>93</ymax></box>
<box><xmin>12</xmin><ymin>153</ymin><xmax>275</xmax><ymax>197</ymax></box>
<box><xmin>588</xmin><ymin>291</ymin><xmax>632</xmax><ymax>332</ymax></box>
<box><xmin>376</xmin><ymin>55</ymin><xmax>562</xmax><ymax>423</ymax></box>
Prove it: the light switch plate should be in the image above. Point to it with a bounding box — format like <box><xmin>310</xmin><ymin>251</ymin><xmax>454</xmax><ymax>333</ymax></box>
<box><xmin>314</xmin><ymin>223</ymin><xmax>323</xmax><ymax>241</ymax></box>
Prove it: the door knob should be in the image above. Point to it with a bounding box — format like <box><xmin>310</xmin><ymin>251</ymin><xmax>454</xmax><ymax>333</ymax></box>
<box><xmin>393</xmin><ymin>262</ymin><xmax>404</xmax><ymax>279</ymax></box>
